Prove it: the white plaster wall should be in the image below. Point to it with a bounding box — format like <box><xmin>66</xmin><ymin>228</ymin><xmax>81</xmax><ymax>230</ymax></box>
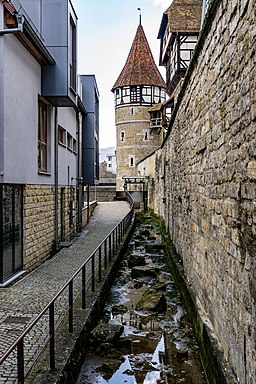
<box><xmin>3</xmin><ymin>33</ymin><xmax>55</xmax><ymax>184</ymax></box>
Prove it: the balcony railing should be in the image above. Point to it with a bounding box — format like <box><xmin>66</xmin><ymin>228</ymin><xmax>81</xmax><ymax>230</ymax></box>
<box><xmin>0</xmin><ymin>194</ymin><xmax>134</xmax><ymax>383</ymax></box>
<box><xmin>150</xmin><ymin>117</ymin><xmax>162</xmax><ymax>128</ymax></box>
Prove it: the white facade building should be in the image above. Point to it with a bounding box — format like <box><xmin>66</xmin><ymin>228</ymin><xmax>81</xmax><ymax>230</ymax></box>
<box><xmin>0</xmin><ymin>0</ymin><xmax>98</xmax><ymax>286</ymax></box>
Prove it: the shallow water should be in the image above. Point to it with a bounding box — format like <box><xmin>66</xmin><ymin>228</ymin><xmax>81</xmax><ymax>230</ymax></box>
<box><xmin>76</xmin><ymin>218</ymin><xmax>207</xmax><ymax>384</ymax></box>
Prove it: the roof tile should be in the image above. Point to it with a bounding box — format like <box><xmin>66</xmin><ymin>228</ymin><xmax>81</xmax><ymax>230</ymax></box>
<box><xmin>112</xmin><ymin>24</ymin><xmax>166</xmax><ymax>91</ymax></box>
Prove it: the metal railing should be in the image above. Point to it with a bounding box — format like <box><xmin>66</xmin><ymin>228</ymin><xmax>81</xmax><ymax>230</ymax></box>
<box><xmin>0</xmin><ymin>194</ymin><xmax>134</xmax><ymax>383</ymax></box>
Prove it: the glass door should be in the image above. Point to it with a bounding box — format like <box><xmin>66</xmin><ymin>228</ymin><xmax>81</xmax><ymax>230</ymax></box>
<box><xmin>0</xmin><ymin>185</ymin><xmax>23</xmax><ymax>284</ymax></box>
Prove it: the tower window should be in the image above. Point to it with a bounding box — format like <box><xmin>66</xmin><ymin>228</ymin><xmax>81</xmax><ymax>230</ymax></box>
<box><xmin>144</xmin><ymin>129</ymin><xmax>149</xmax><ymax>141</ymax></box>
<box><xmin>129</xmin><ymin>155</ymin><xmax>135</xmax><ymax>167</ymax></box>
<box><xmin>120</xmin><ymin>131</ymin><xmax>125</xmax><ymax>141</ymax></box>
<box><xmin>131</xmin><ymin>107</ymin><xmax>135</xmax><ymax>115</ymax></box>
<box><xmin>130</xmin><ymin>86</ymin><xmax>139</xmax><ymax>102</ymax></box>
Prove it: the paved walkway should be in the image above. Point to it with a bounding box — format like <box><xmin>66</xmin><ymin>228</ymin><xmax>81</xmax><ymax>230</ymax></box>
<box><xmin>0</xmin><ymin>201</ymin><xmax>130</xmax><ymax>383</ymax></box>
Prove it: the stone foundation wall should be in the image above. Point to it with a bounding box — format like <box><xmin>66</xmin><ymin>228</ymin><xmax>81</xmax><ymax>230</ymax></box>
<box><xmin>23</xmin><ymin>185</ymin><xmax>78</xmax><ymax>272</ymax></box>
<box><xmin>139</xmin><ymin>0</ymin><xmax>256</xmax><ymax>382</ymax></box>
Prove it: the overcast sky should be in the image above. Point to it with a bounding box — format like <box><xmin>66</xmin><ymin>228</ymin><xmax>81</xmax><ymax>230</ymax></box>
<box><xmin>72</xmin><ymin>0</ymin><xmax>171</xmax><ymax>149</ymax></box>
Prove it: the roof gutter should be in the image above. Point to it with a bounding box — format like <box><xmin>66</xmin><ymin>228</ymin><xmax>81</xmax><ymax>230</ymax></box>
<box><xmin>0</xmin><ymin>13</ymin><xmax>24</xmax><ymax>35</ymax></box>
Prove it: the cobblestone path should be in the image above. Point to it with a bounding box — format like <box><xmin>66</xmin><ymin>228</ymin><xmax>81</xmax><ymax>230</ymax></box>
<box><xmin>0</xmin><ymin>201</ymin><xmax>130</xmax><ymax>383</ymax></box>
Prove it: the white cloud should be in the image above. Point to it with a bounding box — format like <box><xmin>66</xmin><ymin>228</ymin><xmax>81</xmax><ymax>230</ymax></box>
<box><xmin>150</xmin><ymin>0</ymin><xmax>173</xmax><ymax>9</ymax></box>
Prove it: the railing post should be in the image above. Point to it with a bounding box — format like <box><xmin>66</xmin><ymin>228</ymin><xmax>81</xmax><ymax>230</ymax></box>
<box><xmin>98</xmin><ymin>245</ymin><xmax>102</xmax><ymax>282</ymax></box>
<box><xmin>82</xmin><ymin>265</ymin><xmax>86</xmax><ymax>309</ymax></box>
<box><xmin>113</xmin><ymin>231</ymin><xmax>115</xmax><ymax>253</ymax></box>
<box><xmin>69</xmin><ymin>281</ymin><xmax>73</xmax><ymax>333</ymax></box>
<box><xmin>116</xmin><ymin>227</ymin><xmax>118</xmax><ymax>249</ymax></box>
<box><xmin>104</xmin><ymin>239</ymin><xmax>107</xmax><ymax>269</ymax></box>
<box><xmin>17</xmin><ymin>339</ymin><xmax>24</xmax><ymax>384</ymax></box>
<box><xmin>49</xmin><ymin>303</ymin><xmax>55</xmax><ymax>370</ymax></box>
<box><xmin>92</xmin><ymin>253</ymin><xmax>95</xmax><ymax>292</ymax></box>
<box><xmin>109</xmin><ymin>235</ymin><xmax>112</xmax><ymax>262</ymax></box>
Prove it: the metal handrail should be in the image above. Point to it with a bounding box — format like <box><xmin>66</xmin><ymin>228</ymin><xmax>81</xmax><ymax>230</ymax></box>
<box><xmin>0</xmin><ymin>196</ymin><xmax>134</xmax><ymax>383</ymax></box>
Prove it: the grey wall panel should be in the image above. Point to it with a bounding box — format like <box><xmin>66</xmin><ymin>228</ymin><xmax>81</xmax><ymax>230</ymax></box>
<box><xmin>82</xmin><ymin>114</ymin><xmax>95</xmax><ymax>148</ymax></box>
<box><xmin>42</xmin><ymin>47</ymin><xmax>68</xmax><ymax>96</ymax></box>
<box><xmin>17</xmin><ymin>0</ymin><xmax>41</xmax><ymax>32</ymax></box>
<box><xmin>82</xmin><ymin>148</ymin><xmax>94</xmax><ymax>184</ymax></box>
<box><xmin>42</xmin><ymin>0</ymin><xmax>68</xmax><ymax>47</ymax></box>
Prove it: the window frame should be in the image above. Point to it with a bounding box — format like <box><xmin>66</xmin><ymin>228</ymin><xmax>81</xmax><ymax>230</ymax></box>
<box><xmin>38</xmin><ymin>100</ymin><xmax>48</xmax><ymax>173</ymax></box>
<box><xmin>58</xmin><ymin>125</ymin><xmax>66</xmax><ymax>146</ymax></box>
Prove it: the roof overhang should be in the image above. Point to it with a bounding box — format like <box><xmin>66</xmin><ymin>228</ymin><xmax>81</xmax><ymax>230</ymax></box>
<box><xmin>2</xmin><ymin>2</ymin><xmax>55</xmax><ymax>65</ymax></box>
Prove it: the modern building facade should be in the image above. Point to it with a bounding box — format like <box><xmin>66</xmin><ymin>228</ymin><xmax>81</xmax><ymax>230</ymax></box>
<box><xmin>112</xmin><ymin>22</ymin><xmax>166</xmax><ymax>194</ymax></box>
<box><xmin>80</xmin><ymin>75</ymin><xmax>99</xmax><ymax>186</ymax></box>
<box><xmin>0</xmin><ymin>0</ymin><xmax>98</xmax><ymax>286</ymax></box>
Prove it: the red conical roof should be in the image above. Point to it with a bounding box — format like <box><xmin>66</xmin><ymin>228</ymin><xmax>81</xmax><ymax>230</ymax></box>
<box><xmin>112</xmin><ymin>24</ymin><xmax>166</xmax><ymax>91</ymax></box>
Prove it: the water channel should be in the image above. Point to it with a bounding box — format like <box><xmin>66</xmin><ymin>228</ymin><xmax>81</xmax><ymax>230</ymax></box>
<box><xmin>76</xmin><ymin>214</ymin><xmax>208</xmax><ymax>384</ymax></box>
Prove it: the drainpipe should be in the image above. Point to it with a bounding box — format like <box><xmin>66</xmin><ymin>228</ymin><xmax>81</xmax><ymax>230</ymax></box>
<box><xmin>54</xmin><ymin>107</ymin><xmax>59</xmax><ymax>251</ymax></box>
<box><xmin>0</xmin><ymin>14</ymin><xmax>24</xmax><ymax>35</ymax></box>
<box><xmin>77</xmin><ymin>110</ymin><xmax>83</xmax><ymax>231</ymax></box>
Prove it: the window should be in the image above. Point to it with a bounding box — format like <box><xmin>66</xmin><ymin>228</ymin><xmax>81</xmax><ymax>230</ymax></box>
<box><xmin>129</xmin><ymin>155</ymin><xmax>135</xmax><ymax>167</ymax></box>
<box><xmin>130</xmin><ymin>85</ymin><xmax>140</xmax><ymax>103</ymax></box>
<box><xmin>120</xmin><ymin>131</ymin><xmax>125</xmax><ymax>142</ymax></box>
<box><xmin>58</xmin><ymin>126</ymin><xmax>66</xmax><ymax>145</ymax></box>
<box><xmin>67</xmin><ymin>133</ymin><xmax>72</xmax><ymax>150</ymax></box>
<box><xmin>69</xmin><ymin>16</ymin><xmax>77</xmax><ymax>90</ymax></box>
<box><xmin>144</xmin><ymin>130</ymin><xmax>149</xmax><ymax>140</ymax></box>
<box><xmin>38</xmin><ymin>100</ymin><xmax>48</xmax><ymax>172</ymax></box>
<box><xmin>73</xmin><ymin>138</ymin><xmax>77</xmax><ymax>153</ymax></box>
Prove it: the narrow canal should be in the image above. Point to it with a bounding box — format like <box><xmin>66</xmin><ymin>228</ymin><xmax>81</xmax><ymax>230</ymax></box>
<box><xmin>76</xmin><ymin>213</ymin><xmax>208</xmax><ymax>384</ymax></box>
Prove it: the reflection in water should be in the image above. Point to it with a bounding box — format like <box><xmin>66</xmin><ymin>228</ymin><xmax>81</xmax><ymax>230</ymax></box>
<box><xmin>98</xmin><ymin>356</ymin><xmax>137</xmax><ymax>384</ymax></box>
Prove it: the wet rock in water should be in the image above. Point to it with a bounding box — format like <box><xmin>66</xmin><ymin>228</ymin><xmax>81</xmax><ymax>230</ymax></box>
<box><xmin>128</xmin><ymin>254</ymin><xmax>146</xmax><ymax>267</ymax></box>
<box><xmin>123</xmin><ymin>369</ymin><xmax>134</xmax><ymax>375</ymax></box>
<box><xmin>133</xmin><ymin>280</ymin><xmax>144</xmax><ymax>289</ymax></box>
<box><xmin>134</xmin><ymin>234</ymin><xmax>145</xmax><ymax>241</ymax></box>
<box><xmin>136</xmin><ymin>288</ymin><xmax>167</xmax><ymax>313</ymax></box>
<box><xmin>95</xmin><ymin>343</ymin><xmax>124</xmax><ymax>359</ymax></box>
<box><xmin>116</xmin><ymin>337</ymin><xmax>132</xmax><ymax>351</ymax></box>
<box><xmin>152</xmin><ymin>283</ymin><xmax>167</xmax><ymax>291</ymax></box>
<box><xmin>98</xmin><ymin>362</ymin><xmax>119</xmax><ymax>380</ymax></box>
<box><xmin>131</xmin><ymin>266</ymin><xmax>158</xmax><ymax>279</ymax></box>
<box><xmin>112</xmin><ymin>304</ymin><xmax>128</xmax><ymax>315</ymax></box>
<box><xmin>90</xmin><ymin>323</ymin><xmax>124</xmax><ymax>344</ymax></box>
<box><xmin>139</xmin><ymin>229</ymin><xmax>150</xmax><ymax>237</ymax></box>
<box><xmin>176</xmin><ymin>349</ymin><xmax>189</xmax><ymax>358</ymax></box>
<box><xmin>145</xmin><ymin>224</ymin><xmax>154</xmax><ymax>229</ymax></box>
<box><xmin>145</xmin><ymin>243</ymin><xmax>165</xmax><ymax>253</ymax></box>
<box><xmin>140</xmin><ymin>314</ymin><xmax>156</xmax><ymax>325</ymax></box>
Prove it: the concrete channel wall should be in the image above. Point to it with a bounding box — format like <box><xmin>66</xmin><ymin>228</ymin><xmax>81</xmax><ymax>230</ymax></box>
<box><xmin>138</xmin><ymin>0</ymin><xmax>256</xmax><ymax>382</ymax></box>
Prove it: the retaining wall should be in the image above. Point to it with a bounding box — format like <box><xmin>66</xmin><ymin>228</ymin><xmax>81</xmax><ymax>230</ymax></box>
<box><xmin>138</xmin><ymin>0</ymin><xmax>256</xmax><ymax>382</ymax></box>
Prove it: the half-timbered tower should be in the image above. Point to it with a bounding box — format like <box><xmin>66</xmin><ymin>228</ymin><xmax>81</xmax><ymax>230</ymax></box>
<box><xmin>158</xmin><ymin>0</ymin><xmax>202</xmax><ymax>97</ymax></box>
<box><xmin>112</xmin><ymin>22</ymin><xmax>166</xmax><ymax>193</ymax></box>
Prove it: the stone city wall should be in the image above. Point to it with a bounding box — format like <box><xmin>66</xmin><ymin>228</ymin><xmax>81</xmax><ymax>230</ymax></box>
<box><xmin>23</xmin><ymin>185</ymin><xmax>78</xmax><ymax>272</ymax></box>
<box><xmin>139</xmin><ymin>0</ymin><xmax>256</xmax><ymax>382</ymax></box>
<box><xmin>90</xmin><ymin>186</ymin><xmax>116</xmax><ymax>202</ymax></box>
